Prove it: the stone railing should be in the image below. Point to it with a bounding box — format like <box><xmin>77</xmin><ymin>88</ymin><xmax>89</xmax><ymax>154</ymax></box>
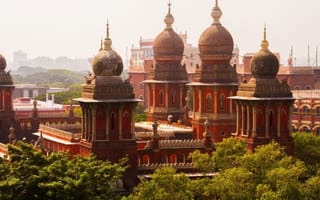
<box><xmin>39</xmin><ymin>124</ymin><xmax>81</xmax><ymax>139</ymax></box>
<box><xmin>38</xmin><ymin>112</ymin><xmax>69</xmax><ymax>118</ymax></box>
<box><xmin>138</xmin><ymin>162</ymin><xmax>194</xmax><ymax>170</ymax></box>
<box><xmin>292</xmin><ymin>90</ymin><xmax>320</xmax><ymax>98</ymax></box>
<box><xmin>159</xmin><ymin>139</ymin><xmax>204</xmax><ymax>149</ymax></box>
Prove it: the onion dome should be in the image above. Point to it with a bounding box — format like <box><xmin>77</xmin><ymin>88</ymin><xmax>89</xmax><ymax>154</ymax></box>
<box><xmin>0</xmin><ymin>54</ymin><xmax>7</xmax><ymax>71</ymax></box>
<box><xmin>153</xmin><ymin>2</ymin><xmax>184</xmax><ymax>62</ymax></box>
<box><xmin>92</xmin><ymin>22</ymin><xmax>123</xmax><ymax>76</ymax></box>
<box><xmin>250</xmin><ymin>25</ymin><xmax>279</xmax><ymax>78</ymax></box>
<box><xmin>198</xmin><ymin>0</ymin><xmax>233</xmax><ymax>62</ymax></box>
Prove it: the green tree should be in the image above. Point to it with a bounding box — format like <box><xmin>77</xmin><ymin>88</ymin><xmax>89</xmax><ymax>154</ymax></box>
<box><xmin>0</xmin><ymin>141</ymin><xmax>126</xmax><ymax>200</ymax></box>
<box><xmin>190</xmin><ymin>137</ymin><xmax>247</xmax><ymax>172</ymax></box>
<box><xmin>36</xmin><ymin>84</ymin><xmax>82</xmax><ymax>105</ymax></box>
<box><xmin>292</xmin><ymin>132</ymin><xmax>320</xmax><ymax>176</ymax></box>
<box><xmin>124</xmin><ymin>167</ymin><xmax>193</xmax><ymax>200</ymax></box>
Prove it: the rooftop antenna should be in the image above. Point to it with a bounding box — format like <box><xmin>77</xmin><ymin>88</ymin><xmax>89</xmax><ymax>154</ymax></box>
<box><xmin>316</xmin><ymin>45</ymin><xmax>318</xmax><ymax>67</ymax></box>
<box><xmin>308</xmin><ymin>43</ymin><xmax>310</xmax><ymax>66</ymax></box>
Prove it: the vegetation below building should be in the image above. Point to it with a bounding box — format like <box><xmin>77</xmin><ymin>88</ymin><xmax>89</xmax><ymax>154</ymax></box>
<box><xmin>0</xmin><ymin>133</ymin><xmax>319</xmax><ymax>199</ymax></box>
<box><xmin>125</xmin><ymin>132</ymin><xmax>320</xmax><ymax>200</ymax></box>
<box><xmin>0</xmin><ymin>141</ymin><xmax>127</xmax><ymax>200</ymax></box>
<box><xmin>12</xmin><ymin>66</ymin><xmax>85</xmax><ymax>88</ymax></box>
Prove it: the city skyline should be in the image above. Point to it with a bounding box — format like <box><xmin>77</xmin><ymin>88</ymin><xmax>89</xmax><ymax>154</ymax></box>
<box><xmin>0</xmin><ymin>0</ymin><xmax>319</xmax><ymax>66</ymax></box>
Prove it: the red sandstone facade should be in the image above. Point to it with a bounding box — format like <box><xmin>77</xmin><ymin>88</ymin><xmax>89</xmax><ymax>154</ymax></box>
<box><xmin>188</xmin><ymin>1</ymin><xmax>238</xmax><ymax>143</ymax></box>
<box><xmin>231</xmin><ymin>28</ymin><xmax>294</xmax><ymax>154</ymax></box>
<box><xmin>0</xmin><ymin>54</ymin><xmax>15</xmax><ymax>143</ymax></box>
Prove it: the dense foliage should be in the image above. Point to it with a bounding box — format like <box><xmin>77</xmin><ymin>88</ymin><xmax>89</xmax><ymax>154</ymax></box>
<box><xmin>36</xmin><ymin>84</ymin><xmax>82</xmax><ymax>105</ymax></box>
<box><xmin>127</xmin><ymin>134</ymin><xmax>320</xmax><ymax>200</ymax></box>
<box><xmin>0</xmin><ymin>141</ymin><xmax>127</xmax><ymax>200</ymax></box>
<box><xmin>12</xmin><ymin>68</ymin><xmax>84</xmax><ymax>87</ymax></box>
<box><xmin>134</xmin><ymin>104</ymin><xmax>146</xmax><ymax>122</ymax></box>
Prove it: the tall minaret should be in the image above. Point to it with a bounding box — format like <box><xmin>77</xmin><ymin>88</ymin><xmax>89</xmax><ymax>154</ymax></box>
<box><xmin>188</xmin><ymin>0</ymin><xmax>238</xmax><ymax>142</ymax></box>
<box><xmin>144</xmin><ymin>2</ymin><xmax>188</xmax><ymax>122</ymax></box>
<box><xmin>75</xmin><ymin>22</ymin><xmax>141</xmax><ymax>189</ymax></box>
<box><xmin>230</xmin><ymin>26</ymin><xmax>294</xmax><ymax>154</ymax></box>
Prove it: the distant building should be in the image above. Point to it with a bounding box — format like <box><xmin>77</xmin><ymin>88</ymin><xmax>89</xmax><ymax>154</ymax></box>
<box><xmin>13</xmin><ymin>84</ymin><xmax>68</xmax><ymax>99</ymax></box>
<box><xmin>128</xmin><ymin>32</ymin><xmax>200</xmax><ymax>107</ymax></box>
<box><xmin>237</xmin><ymin>52</ymin><xmax>320</xmax><ymax>90</ymax></box>
<box><xmin>12</xmin><ymin>50</ymin><xmax>91</xmax><ymax>71</ymax></box>
<box><xmin>291</xmin><ymin>90</ymin><xmax>320</xmax><ymax>134</ymax></box>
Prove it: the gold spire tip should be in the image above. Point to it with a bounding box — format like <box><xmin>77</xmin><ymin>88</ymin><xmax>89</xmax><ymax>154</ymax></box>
<box><xmin>103</xmin><ymin>21</ymin><xmax>112</xmax><ymax>50</ymax></box>
<box><xmin>264</xmin><ymin>23</ymin><xmax>266</xmax><ymax>41</ymax></box>
<box><xmin>164</xmin><ymin>2</ymin><xmax>174</xmax><ymax>28</ymax></box>
<box><xmin>106</xmin><ymin>20</ymin><xmax>110</xmax><ymax>39</ymax></box>
<box><xmin>261</xmin><ymin>24</ymin><xmax>269</xmax><ymax>49</ymax></box>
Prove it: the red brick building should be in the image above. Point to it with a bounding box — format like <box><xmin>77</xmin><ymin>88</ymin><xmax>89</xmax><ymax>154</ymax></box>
<box><xmin>188</xmin><ymin>1</ymin><xmax>238</xmax><ymax>142</ymax></box>
<box><xmin>291</xmin><ymin>90</ymin><xmax>320</xmax><ymax>134</ymax></box>
<box><xmin>144</xmin><ymin>3</ymin><xmax>189</xmax><ymax>122</ymax></box>
<box><xmin>230</xmin><ymin>27</ymin><xmax>294</xmax><ymax>154</ymax></box>
<box><xmin>0</xmin><ymin>0</ymin><xmax>301</xmax><ymax>189</ymax></box>
<box><xmin>0</xmin><ymin>54</ymin><xmax>15</xmax><ymax>143</ymax></box>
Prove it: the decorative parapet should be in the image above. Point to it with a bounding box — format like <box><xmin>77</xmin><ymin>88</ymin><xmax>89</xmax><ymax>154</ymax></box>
<box><xmin>138</xmin><ymin>162</ymin><xmax>194</xmax><ymax>170</ymax></box>
<box><xmin>38</xmin><ymin>112</ymin><xmax>69</xmax><ymax>118</ymax></box>
<box><xmin>159</xmin><ymin>139</ymin><xmax>205</xmax><ymax>149</ymax></box>
<box><xmin>39</xmin><ymin>124</ymin><xmax>81</xmax><ymax>139</ymax></box>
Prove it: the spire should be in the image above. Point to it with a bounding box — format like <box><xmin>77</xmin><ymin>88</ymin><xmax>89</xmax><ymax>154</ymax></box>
<box><xmin>308</xmin><ymin>43</ymin><xmax>310</xmax><ymax>66</ymax></box>
<box><xmin>261</xmin><ymin>24</ymin><xmax>269</xmax><ymax>49</ymax></box>
<box><xmin>211</xmin><ymin>0</ymin><xmax>222</xmax><ymax>24</ymax></box>
<box><xmin>103</xmin><ymin>20</ymin><xmax>112</xmax><ymax>50</ymax></box>
<box><xmin>164</xmin><ymin>1</ymin><xmax>174</xmax><ymax>29</ymax></box>
<box><xmin>99</xmin><ymin>37</ymin><xmax>103</xmax><ymax>51</ymax></box>
<box><xmin>316</xmin><ymin>45</ymin><xmax>318</xmax><ymax>67</ymax></box>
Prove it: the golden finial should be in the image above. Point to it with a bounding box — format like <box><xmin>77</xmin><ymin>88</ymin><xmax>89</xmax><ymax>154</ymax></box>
<box><xmin>164</xmin><ymin>1</ymin><xmax>174</xmax><ymax>29</ymax></box>
<box><xmin>261</xmin><ymin>24</ymin><xmax>269</xmax><ymax>49</ymax></box>
<box><xmin>106</xmin><ymin>19</ymin><xmax>110</xmax><ymax>39</ymax></box>
<box><xmin>104</xmin><ymin>20</ymin><xmax>112</xmax><ymax>50</ymax></box>
<box><xmin>211</xmin><ymin>0</ymin><xmax>222</xmax><ymax>24</ymax></box>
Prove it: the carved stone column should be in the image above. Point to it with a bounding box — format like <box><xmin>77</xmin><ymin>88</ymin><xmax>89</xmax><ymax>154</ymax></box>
<box><xmin>277</xmin><ymin>103</ymin><xmax>281</xmax><ymax>137</ymax></box>
<box><xmin>214</xmin><ymin>88</ymin><xmax>218</xmax><ymax>113</ymax></box>
<box><xmin>252</xmin><ymin>104</ymin><xmax>257</xmax><ymax>138</ymax></box>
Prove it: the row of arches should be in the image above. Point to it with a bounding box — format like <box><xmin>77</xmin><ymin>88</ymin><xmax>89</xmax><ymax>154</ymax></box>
<box><xmin>292</xmin><ymin>124</ymin><xmax>320</xmax><ymax>135</ymax></box>
<box><xmin>293</xmin><ymin>104</ymin><xmax>320</xmax><ymax>116</ymax></box>
<box><xmin>293</xmin><ymin>85</ymin><xmax>312</xmax><ymax>90</ymax></box>
<box><xmin>138</xmin><ymin>152</ymin><xmax>191</xmax><ymax>165</ymax></box>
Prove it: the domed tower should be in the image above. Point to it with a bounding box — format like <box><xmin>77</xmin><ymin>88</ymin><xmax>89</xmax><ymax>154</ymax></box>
<box><xmin>75</xmin><ymin>23</ymin><xmax>141</xmax><ymax>188</ymax></box>
<box><xmin>0</xmin><ymin>54</ymin><xmax>15</xmax><ymax>143</ymax></box>
<box><xmin>144</xmin><ymin>2</ymin><xmax>189</xmax><ymax>122</ymax></box>
<box><xmin>188</xmin><ymin>0</ymin><xmax>238</xmax><ymax>142</ymax></box>
<box><xmin>230</xmin><ymin>26</ymin><xmax>294</xmax><ymax>154</ymax></box>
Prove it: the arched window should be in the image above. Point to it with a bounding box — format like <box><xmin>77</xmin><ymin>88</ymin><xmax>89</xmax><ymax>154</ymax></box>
<box><xmin>316</xmin><ymin>107</ymin><xmax>320</xmax><ymax>116</ymax></box>
<box><xmin>159</xmin><ymin>90</ymin><xmax>164</xmax><ymax>105</ymax></box>
<box><xmin>269</xmin><ymin>111</ymin><xmax>273</xmax><ymax>127</ymax></box>
<box><xmin>111</xmin><ymin>112</ymin><xmax>115</xmax><ymax>130</ymax></box>
<box><xmin>293</xmin><ymin>86</ymin><xmax>301</xmax><ymax>90</ymax></box>
<box><xmin>206</xmin><ymin>94</ymin><xmax>212</xmax><ymax>112</ymax></box>
<box><xmin>171</xmin><ymin>91</ymin><xmax>176</xmax><ymax>105</ymax></box>
<box><xmin>139</xmin><ymin>83</ymin><xmax>144</xmax><ymax>89</ymax></box>
<box><xmin>219</xmin><ymin>94</ymin><xmax>225</xmax><ymax>111</ymax></box>
<box><xmin>302</xmin><ymin>106</ymin><xmax>310</xmax><ymax>115</ymax></box>
<box><xmin>292</xmin><ymin>106</ymin><xmax>298</xmax><ymax>113</ymax></box>
<box><xmin>302</xmin><ymin>126</ymin><xmax>310</xmax><ymax>133</ymax></box>
<box><xmin>304</xmin><ymin>85</ymin><xmax>312</xmax><ymax>90</ymax></box>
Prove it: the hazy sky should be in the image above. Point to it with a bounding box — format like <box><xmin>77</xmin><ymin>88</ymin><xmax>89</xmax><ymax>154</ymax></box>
<box><xmin>0</xmin><ymin>0</ymin><xmax>319</xmax><ymax>65</ymax></box>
